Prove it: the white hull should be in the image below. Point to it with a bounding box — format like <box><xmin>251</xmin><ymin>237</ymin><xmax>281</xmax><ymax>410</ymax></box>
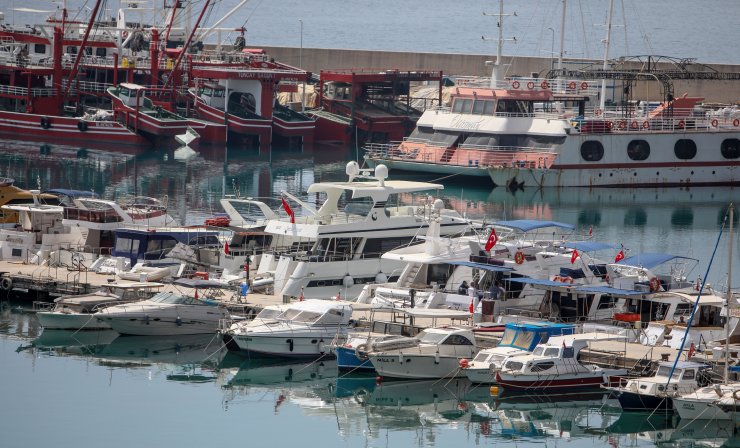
<box><xmin>464</xmin><ymin>367</ymin><xmax>497</xmax><ymax>384</ymax></box>
<box><xmin>97</xmin><ymin>305</ymin><xmax>228</xmax><ymax>335</ymax></box>
<box><xmin>370</xmin><ymin>353</ymin><xmax>474</xmax><ymax>379</ymax></box>
<box><xmin>231</xmin><ymin>333</ymin><xmax>340</xmax><ymax>358</ymax></box>
<box><xmin>36</xmin><ymin>312</ymin><xmax>112</xmax><ymax>331</ymax></box>
<box><xmin>673</xmin><ymin>397</ymin><xmax>734</xmax><ymax>421</ymax></box>
<box><xmin>365</xmin><ymin>158</ymin><xmax>490</xmax><ymax>177</ymax></box>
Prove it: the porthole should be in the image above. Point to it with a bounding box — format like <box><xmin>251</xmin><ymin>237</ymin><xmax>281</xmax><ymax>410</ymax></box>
<box><xmin>580</xmin><ymin>140</ymin><xmax>604</xmax><ymax>161</ymax></box>
<box><xmin>721</xmin><ymin>139</ymin><xmax>740</xmax><ymax>159</ymax></box>
<box><xmin>674</xmin><ymin>139</ymin><xmax>697</xmax><ymax>159</ymax></box>
<box><xmin>627</xmin><ymin>140</ymin><xmax>650</xmax><ymax>160</ymax></box>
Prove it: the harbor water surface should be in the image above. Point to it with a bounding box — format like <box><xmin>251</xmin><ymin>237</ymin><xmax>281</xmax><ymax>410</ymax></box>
<box><xmin>0</xmin><ymin>139</ymin><xmax>739</xmax><ymax>447</ymax></box>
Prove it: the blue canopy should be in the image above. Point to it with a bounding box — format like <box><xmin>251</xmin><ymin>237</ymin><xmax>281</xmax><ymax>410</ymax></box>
<box><xmin>573</xmin><ymin>285</ymin><xmax>646</xmax><ymax>297</ymax></box>
<box><xmin>494</xmin><ymin>219</ymin><xmax>575</xmax><ymax>232</ymax></box>
<box><xmin>449</xmin><ymin>261</ymin><xmax>514</xmax><ymax>272</ymax></box>
<box><xmin>509</xmin><ymin>277</ymin><xmax>575</xmax><ymax>288</ymax></box>
<box><xmin>562</xmin><ymin>241</ymin><xmax>617</xmax><ymax>252</ymax></box>
<box><xmin>616</xmin><ymin>252</ymin><xmax>698</xmax><ymax>269</ymax></box>
<box><xmin>504</xmin><ymin>321</ymin><xmax>574</xmax><ymax>333</ymax></box>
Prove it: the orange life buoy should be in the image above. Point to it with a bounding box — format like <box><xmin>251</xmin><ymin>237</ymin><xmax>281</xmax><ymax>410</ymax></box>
<box><xmin>541</xmin><ymin>81</ymin><xmax>550</xmax><ymax>89</ymax></box>
<box><xmin>514</xmin><ymin>251</ymin><xmax>525</xmax><ymax>265</ymax></box>
<box><xmin>649</xmin><ymin>277</ymin><xmax>661</xmax><ymax>292</ymax></box>
<box><xmin>527</xmin><ymin>81</ymin><xmax>535</xmax><ymax>90</ymax></box>
<box><xmin>568</xmin><ymin>81</ymin><xmax>576</xmax><ymax>90</ymax></box>
<box><xmin>606</xmin><ymin>121</ymin><xmax>614</xmax><ymax>129</ymax></box>
<box><xmin>642</xmin><ymin>121</ymin><xmax>650</xmax><ymax>129</ymax></box>
<box><xmin>618</xmin><ymin>120</ymin><xmax>627</xmax><ymax>130</ymax></box>
<box><xmin>512</xmin><ymin>81</ymin><xmax>520</xmax><ymax>89</ymax></box>
<box><xmin>580</xmin><ymin>82</ymin><xmax>589</xmax><ymax>90</ymax></box>
<box><xmin>678</xmin><ymin>119</ymin><xmax>685</xmax><ymax>129</ymax></box>
<box><xmin>594</xmin><ymin>108</ymin><xmax>603</xmax><ymax>116</ymax></box>
<box><xmin>711</xmin><ymin>119</ymin><xmax>719</xmax><ymax>128</ymax></box>
<box><xmin>630</xmin><ymin>121</ymin><xmax>639</xmax><ymax>130</ymax></box>
<box><xmin>734</xmin><ymin>119</ymin><xmax>740</xmax><ymax>127</ymax></box>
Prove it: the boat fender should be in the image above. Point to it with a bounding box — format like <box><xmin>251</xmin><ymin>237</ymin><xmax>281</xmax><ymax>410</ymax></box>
<box><xmin>434</xmin><ymin>351</ymin><xmax>440</xmax><ymax>364</ymax></box>
<box><xmin>649</xmin><ymin>277</ymin><xmax>661</xmax><ymax>292</ymax></box>
<box><xmin>526</xmin><ymin>81</ymin><xmax>535</xmax><ymax>90</ymax></box>
<box><xmin>711</xmin><ymin>119</ymin><xmax>719</xmax><ymax>128</ymax></box>
<box><xmin>77</xmin><ymin>120</ymin><xmax>88</xmax><ymax>132</ymax></box>
<box><xmin>144</xmin><ymin>314</ymin><xmax>150</xmax><ymax>324</ymax></box>
<box><xmin>514</xmin><ymin>251</ymin><xmax>525</xmax><ymax>265</ymax></box>
<box><xmin>176</xmin><ymin>316</ymin><xmax>182</xmax><ymax>326</ymax></box>
<box><xmin>511</xmin><ymin>81</ymin><xmax>520</xmax><ymax>89</ymax></box>
<box><xmin>0</xmin><ymin>277</ymin><xmax>11</xmax><ymax>291</ymax></box>
<box><xmin>733</xmin><ymin>390</ymin><xmax>740</xmax><ymax>401</ymax></box>
<box><xmin>318</xmin><ymin>338</ymin><xmax>325</xmax><ymax>354</ymax></box>
<box><xmin>287</xmin><ymin>338</ymin><xmax>294</xmax><ymax>352</ymax></box>
<box><xmin>40</xmin><ymin>116</ymin><xmax>51</xmax><ymax>129</ymax></box>
<box><xmin>568</xmin><ymin>81</ymin><xmax>576</xmax><ymax>90</ymax></box>
<box><xmin>355</xmin><ymin>343</ymin><xmax>369</xmax><ymax>360</ymax></box>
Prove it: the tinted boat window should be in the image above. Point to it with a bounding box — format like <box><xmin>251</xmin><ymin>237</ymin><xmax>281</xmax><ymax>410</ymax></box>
<box><xmin>721</xmin><ymin>139</ymin><xmax>740</xmax><ymax>159</ymax></box>
<box><xmin>580</xmin><ymin>141</ymin><xmax>604</xmax><ymax>161</ymax></box>
<box><xmin>627</xmin><ymin>140</ymin><xmax>651</xmax><ymax>160</ymax></box>
<box><xmin>674</xmin><ymin>139</ymin><xmax>697</xmax><ymax>159</ymax></box>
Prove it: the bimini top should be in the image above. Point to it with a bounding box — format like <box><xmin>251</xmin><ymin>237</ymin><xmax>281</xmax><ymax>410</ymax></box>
<box><xmin>504</xmin><ymin>321</ymin><xmax>575</xmax><ymax>333</ymax></box>
<box><xmin>449</xmin><ymin>260</ymin><xmax>514</xmax><ymax>272</ymax></box>
<box><xmin>307</xmin><ymin>179</ymin><xmax>443</xmax><ymax>200</ymax></box>
<box><xmin>615</xmin><ymin>252</ymin><xmax>698</xmax><ymax>269</ymax></box>
<box><xmin>494</xmin><ymin>220</ymin><xmax>575</xmax><ymax>232</ymax></box>
<box><xmin>562</xmin><ymin>241</ymin><xmax>617</xmax><ymax>252</ymax></box>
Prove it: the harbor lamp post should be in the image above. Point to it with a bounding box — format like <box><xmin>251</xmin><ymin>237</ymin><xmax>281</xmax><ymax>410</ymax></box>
<box><xmin>299</xmin><ymin>19</ymin><xmax>305</xmax><ymax>112</ymax></box>
<box><xmin>547</xmin><ymin>27</ymin><xmax>555</xmax><ymax>71</ymax></box>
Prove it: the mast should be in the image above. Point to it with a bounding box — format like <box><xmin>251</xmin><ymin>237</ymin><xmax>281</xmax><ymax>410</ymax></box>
<box><xmin>162</xmin><ymin>0</ymin><xmax>212</xmax><ymax>91</ymax></box>
<box><xmin>62</xmin><ymin>0</ymin><xmax>104</xmax><ymax>102</ymax></box>
<box><xmin>484</xmin><ymin>0</ymin><xmax>516</xmax><ymax>88</ymax></box>
<box><xmin>599</xmin><ymin>0</ymin><xmax>615</xmax><ymax>111</ymax></box>
<box><xmin>725</xmin><ymin>203</ymin><xmax>734</xmax><ymax>383</ymax></box>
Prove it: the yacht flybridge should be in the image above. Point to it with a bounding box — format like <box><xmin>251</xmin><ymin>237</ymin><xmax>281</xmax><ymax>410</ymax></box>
<box><xmin>257</xmin><ymin>162</ymin><xmax>476</xmax><ymax>300</ymax></box>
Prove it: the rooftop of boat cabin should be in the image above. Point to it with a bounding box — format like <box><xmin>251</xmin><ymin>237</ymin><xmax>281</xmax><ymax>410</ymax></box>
<box><xmin>453</xmin><ymin>87</ymin><xmax>553</xmax><ymax>101</ymax></box>
<box><xmin>320</xmin><ymin>68</ymin><xmax>443</xmax><ymax>83</ymax></box>
<box><xmin>306</xmin><ymin>179</ymin><xmax>444</xmax><ymax>198</ymax></box>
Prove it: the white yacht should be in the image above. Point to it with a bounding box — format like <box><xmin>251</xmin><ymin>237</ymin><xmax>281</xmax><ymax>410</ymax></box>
<box><xmin>224</xmin><ymin>299</ymin><xmax>353</xmax><ymax>358</ymax></box>
<box><xmin>258</xmin><ymin>161</ymin><xmax>474</xmax><ymax>300</ymax></box>
<box><xmin>35</xmin><ymin>282</ymin><xmax>165</xmax><ymax>330</ymax></box>
<box><xmin>96</xmin><ymin>279</ymin><xmax>231</xmax><ymax>335</ymax></box>
<box><xmin>368</xmin><ymin>326</ymin><xmax>481</xmax><ymax>380</ymax></box>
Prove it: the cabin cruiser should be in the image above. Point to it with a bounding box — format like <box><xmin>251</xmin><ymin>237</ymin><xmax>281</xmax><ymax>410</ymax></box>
<box><xmin>608</xmin><ymin>361</ymin><xmax>712</xmax><ymax>414</ymax></box>
<box><xmin>673</xmin><ymin>382</ymin><xmax>740</xmax><ymax>421</ymax></box>
<box><xmin>494</xmin><ymin>333</ymin><xmax>630</xmax><ymax>392</ymax></box>
<box><xmin>0</xmin><ymin>178</ymin><xmax>61</xmax><ymax>228</ymax></box>
<box><xmin>258</xmin><ymin>162</ymin><xmax>475</xmax><ymax>300</ymax></box>
<box><xmin>368</xmin><ymin>326</ymin><xmax>483</xmax><ymax>379</ymax></box>
<box><xmin>464</xmin><ymin>322</ymin><xmax>575</xmax><ymax>384</ymax></box>
<box><xmin>96</xmin><ymin>279</ymin><xmax>231</xmax><ymax>335</ymax></box>
<box><xmin>223</xmin><ymin>299</ymin><xmax>353</xmax><ymax>358</ymax></box>
<box><xmin>35</xmin><ymin>282</ymin><xmax>165</xmax><ymax>331</ymax></box>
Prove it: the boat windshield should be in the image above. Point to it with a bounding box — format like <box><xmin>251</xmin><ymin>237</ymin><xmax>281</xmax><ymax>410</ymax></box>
<box><xmin>416</xmin><ymin>331</ymin><xmax>449</xmax><ymax>344</ymax></box>
<box><xmin>656</xmin><ymin>366</ymin><xmax>682</xmax><ymax>379</ymax></box>
<box><xmin>280</xmin><ymin>309</ymin><xmax>322</xmax><ymax>323</ymax></box>
<box><xmin>149</xmin><ymin>291</ymin><xmax>203</xmax><ymax>305</ymax></box>
<box><xmin>532</xmin><ymin>346</ymin><xmax>545</xmax><ymax>356</ymax></box>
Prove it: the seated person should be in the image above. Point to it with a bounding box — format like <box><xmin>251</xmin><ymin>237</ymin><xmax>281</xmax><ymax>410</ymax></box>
<box><xmin>458</xmin><ymin>280</ymin><xmax>469</xmax><ymax>295</ymax></box>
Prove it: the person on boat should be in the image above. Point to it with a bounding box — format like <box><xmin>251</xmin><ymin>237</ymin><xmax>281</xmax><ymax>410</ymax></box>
<box><xmin>458</xmin><ymin>280</ymin><xmax>469</xmax><ymax>295</ymax></box>
<box><xmin>489</xmin><ymin>281</ymin><xmax>505</xmax><ymax>300</ymax></box>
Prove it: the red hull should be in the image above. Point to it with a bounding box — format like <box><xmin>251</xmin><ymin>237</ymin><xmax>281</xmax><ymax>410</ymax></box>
<box><xmin>0</xmin><ymin>110</ymin><xmax>147</xmax><ymax>147</ymax></box>
<box><xmin>272</xmin><ymin>117</ymin><xmax>315</xmax><ymax>142</ymax></box>
<box><xmin>194</xmin><ymin>100</ymin><xmax>272</xmax><ymax>144</ymax></box>
<box><xmin>496</xmin><ymin>372</ymin><xmax>623</xmax><ymax>391</ymax></box>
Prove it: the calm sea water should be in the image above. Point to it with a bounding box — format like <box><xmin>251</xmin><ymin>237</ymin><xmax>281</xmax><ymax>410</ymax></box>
<box><xmin>8</xmin><ymin>0</ymin><xmax>740</xmax><ymax>64</ymax></box>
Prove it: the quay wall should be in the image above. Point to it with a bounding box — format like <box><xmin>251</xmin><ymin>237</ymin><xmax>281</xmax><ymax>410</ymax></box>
<box><xmin>259</xmin><ymin>46</ymin><xmax>740</xmax><ymax>104</ymax></box>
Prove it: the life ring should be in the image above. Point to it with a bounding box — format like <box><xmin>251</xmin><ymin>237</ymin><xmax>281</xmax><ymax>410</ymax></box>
<box><xmin>40</xmin><ymin>116</ymin><xmax>51</xmax><ymax>129</ymax></box>
<box><xmin>511</xmin><ymin>81</ymin><xmax>520</xmax><ymax>89</ymax></box>
<box><xmin>568</xmin><ymin>81</ymin><xmax>576</xmax><ymax>90</ymax></box>
<box><xmin>630</xmin><ymin>120</ymin><xmax>639</xmax><ymax>130</ymax></box>
<box><xmin>594</xmin><ymin>108</ymin><xmax>603</xmax><ymax>116</ymax></box>
<box><xmin>642</xmin><ymin>121</ymin><xmax>650</xmax><ymax>129</ymax></box>
<box><xmin>541</xmin><ymin>81</ymin><xmax>550</xmax><ymax>89</ymax></box>
<box><xmin>580</xmin><ymin>82</ymin><xmax>589</xmax><ymax>90</ymax></box>
<box><xmin>677</xmin><ymin>119</ymin><xmax>685</xmax><ymax>129</ymax></box>
<box><xmin>606</xmin><ymin>121</ymin><xmax>614</xmax><ymax>129</ymax></box>
<box><xmin>0</xmin><ymin>277</ymin><xmax>11</xmax><ymax>291</ymax></box>
<box><xmin>711</xmin><ymin>119</ymin><xmax>719</xmax><ymax>128</ymax></box>
<box><xmin>514</xmin><ymin>251</ymin><xmax>525</xmax><ymax>265</ymax></box>
<box><xmin>355</xmin><ymin>343</ymin><xmax>369</xmax><ymax>361</ymax></box>
<box><xmin>618</xmin><ymin>120</ymin><xmax>627</xmax><ymax>130</ymax></box>
<box><xmin>77</xmin><ymin>120</ymin><xmax>88</xmax><ymax>132</ymax></box>
<box><xmin>526</xmin><ymin>81</ymin><xmax>535</xmax><ymax>90</ymax></box>
<box><xmin>734</xmin><ymin>119</ymin><xmax>740</xmax><ymax>127</ymax></box>
<box><xmin>649</xmin><ymin>277</ymin><xmax>661</xmax><ymax>292</ymax></box>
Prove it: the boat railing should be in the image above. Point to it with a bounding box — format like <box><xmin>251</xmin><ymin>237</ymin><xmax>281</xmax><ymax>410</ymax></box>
<box><xmin>0</xmin><ymin>83</ymin><xmax>55</xmax><ymax>98</ymax></box>
<box><xmin>63</xmin><ymin>207</ymin><xmax>123</xmax><ymax>224</ymax></box>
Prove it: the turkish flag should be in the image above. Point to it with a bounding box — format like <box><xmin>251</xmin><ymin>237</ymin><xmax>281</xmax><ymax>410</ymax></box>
<box><xmin>224</xmin><ymin>241</ymin><xmax>230</xmax><ymax>255</ymax></box>
<box><xmin>469</xmin><ymin>299</ymin><xmax>474</xmax><ymax>314</ymax></box>
<box><xmin>588</xmin><ymin>226</ymin><xmax>593</xmax><ymax>236</ymax></box>
<box><xmin>281</xmin><ymin>196</ymin><xmax>295</xmax><ymax>224</ymax></box>
<box><xmin>614</xmin><ymin>250</ymin><xmax>625</xmax><ymax>262</ymax></box>
<box><xmin>485</xmin><ymin>228</ymin><xmax>498</xmax><ymax>252</ymax></box>
<box><xmin>570</xmin><ymin>249</ymin><xmax>579</xmax><ymax>264</ymax></box>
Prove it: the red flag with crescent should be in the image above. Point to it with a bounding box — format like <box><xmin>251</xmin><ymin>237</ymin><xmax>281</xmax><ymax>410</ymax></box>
<box><xmin>485</xmin><ymin>228</ymin><xmax>498</xmax><ymax>252</ymax></box>
<box><xmin>570</xmin><ymin>249</ymin><xmax>579</xmax><ymax>264</ymax></box>
<box><xmin>281</xmin><ymin>196</ymin><xmax>295</xmax><ymax>224</ymax></box>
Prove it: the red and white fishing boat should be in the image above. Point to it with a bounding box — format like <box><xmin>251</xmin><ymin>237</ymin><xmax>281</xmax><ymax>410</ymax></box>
<box><xmin>189</xmin><ymin>53</ymin><xmax>315</xmax><ymax>148</ymax></box>
<box><xmin>494</xmin><ymin>333</ymin><xmax>629</xmax><ymax>392</ymax></box>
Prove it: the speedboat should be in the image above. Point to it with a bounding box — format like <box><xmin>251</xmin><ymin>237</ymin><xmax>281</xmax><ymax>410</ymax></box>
<box><xmin>494</xmin><ymin>333</ymin><xmax>629</xmax><ymax>392</ymax></box>
<box><xmin>608</xmin><ymin>361</ymin><xmax>712</xmax><ymax>414</ymax></box>
<box><xmin>464</xmin><ymin>321</ymin><xmax>575</xmax><ymax>384</ymax></box>
<box><xmin>224</xmin><ymin>299</ymin><xmax>353</xmax><ymax>358</ymax></box>
<box><xmin>96</xmin><ymin>279</ymin><xmax>231</xmax><ymax>335</ymax></box>
<box><xmin>35</xmin><ymin>282</ymin><xmax>165</xmax><ymax>330</ymax></box>
<box><xmin>673</xmin><ymin>382</ymin><xmax>740</xmax><ymax>421</ymax></box>
<box><xmin>368</xmin><ymin>326</ymin><xmax>482</xmax><ymax>380</ymax></box>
